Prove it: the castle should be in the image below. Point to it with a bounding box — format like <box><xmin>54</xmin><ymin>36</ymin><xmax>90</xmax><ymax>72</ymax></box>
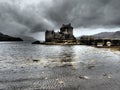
<box><xmin>45</xmin><ymin>23</ymin><xmax>76</xmax><ymax>43</ymax></box>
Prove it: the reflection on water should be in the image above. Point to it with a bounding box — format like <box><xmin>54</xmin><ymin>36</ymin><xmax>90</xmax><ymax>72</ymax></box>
<box><xmin>56</xmin><ymin>46</ymin><xmax>75</xmax><ymax>62</ymax></box>
<box><xmin>0</xmin><ymin>42</ymin><xmax>119</xmax><ymax>68</ymax></box>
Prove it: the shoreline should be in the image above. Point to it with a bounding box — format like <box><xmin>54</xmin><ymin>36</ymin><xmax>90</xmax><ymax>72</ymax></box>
<box><xmin>33</xmin><ymin>42</ymin><xmax>120</xmax><ymax>50</ymax></box>
<box><xmin>95</xmin><ymin>46</ymin><xmax>120</xmax><ymax>51</ymax></box>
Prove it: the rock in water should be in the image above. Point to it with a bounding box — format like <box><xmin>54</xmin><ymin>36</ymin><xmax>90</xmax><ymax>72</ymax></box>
<box><xmin>32</xmin><ymin>41</ymin><xmax>41</xmax><ymax>44</ymax></box>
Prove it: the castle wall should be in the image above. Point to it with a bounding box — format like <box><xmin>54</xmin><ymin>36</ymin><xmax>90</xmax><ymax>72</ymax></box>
<box><xmin>68</xmin><ymin>28</ymin><xmax>73</xmax><ymax>35</ymax></box>
<box><xmin>45</xmin><ymin>31</ymin><xmax>55</xmax><ymax>42</ymax></box>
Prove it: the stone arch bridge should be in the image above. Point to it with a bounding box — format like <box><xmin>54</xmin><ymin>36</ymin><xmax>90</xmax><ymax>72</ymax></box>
<box><xmin>80</xmin><ymin>39</ymin><xmax>120</xmax><ymax>47</ymax></box>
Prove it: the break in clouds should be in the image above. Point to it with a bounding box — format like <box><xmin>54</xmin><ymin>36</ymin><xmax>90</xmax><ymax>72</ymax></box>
<box><xmin>0</xmin><ymin>0</ymin><xmax>120</xmax><ymax>39</ymax></box>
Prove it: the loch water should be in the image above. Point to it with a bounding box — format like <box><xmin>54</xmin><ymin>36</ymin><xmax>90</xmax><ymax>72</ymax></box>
<box><xmin>0</xmin><ymin>42</ymin><xmax>120</xmax><ymax>90</ymax></box>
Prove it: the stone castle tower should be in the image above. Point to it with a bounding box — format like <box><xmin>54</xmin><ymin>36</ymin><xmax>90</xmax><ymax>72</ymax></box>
<box><xmin>45</xmin><ymin>23</ymin><xmax>76</xmax><ymax>42</ymax></box>
<box><xmin>60</xmin><ymin>23</ymin><xmax>73</xmax><ymax>35</ymax></box>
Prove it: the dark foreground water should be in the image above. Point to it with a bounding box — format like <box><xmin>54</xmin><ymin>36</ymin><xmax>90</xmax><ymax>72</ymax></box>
<box><xmin>0</xmin><ymin>42</ymin><xmax>120</xmax><ymax>90</ymax></box>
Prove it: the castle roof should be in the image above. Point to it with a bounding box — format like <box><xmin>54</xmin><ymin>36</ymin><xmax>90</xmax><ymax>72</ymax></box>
<box><xmin>60</xmin><ymin>23</ymin><xmax>73</xmax><ymax>30</ymax></box>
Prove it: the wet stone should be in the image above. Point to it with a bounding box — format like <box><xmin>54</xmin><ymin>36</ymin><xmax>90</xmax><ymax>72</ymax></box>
<box><xmin>33</xmin><ymin>60</ymin><xmax>39</xmax><ymax>62</ymax></box>
<box><xmin>87</xmin><ymin>64</ymin><xmax>95</xmax><ymax>69</ymax></box>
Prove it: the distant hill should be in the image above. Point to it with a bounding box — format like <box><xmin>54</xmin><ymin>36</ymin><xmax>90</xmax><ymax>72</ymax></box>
<box><xmin>93</xmin><ymin>31</ymin><xmax>120</xmax><ymax>39</ymax></box>
<box><xmin>0</xmin><ymin>32</ymin><xmax>23</xmax><ymax>41</ymax></box>
<box><xmin>19</xmin><ymin>36</ymin><xmax>36</xmax><ymax>41</ymax></box>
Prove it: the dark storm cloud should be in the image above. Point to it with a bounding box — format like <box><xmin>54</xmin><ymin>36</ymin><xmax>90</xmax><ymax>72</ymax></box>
<box><xmin>0</xmin><ymin>0</ymin><xmax>120</xmax><ymax>37</ymax></box>
<box><xmin>45</xmin><ymin>0</ymin><xmax>120</xmax><ymax>28</ymax></box>
<box><xmin>0</xmin><ymin>1</ymin><xmax>53</xmax><ymax>36</ymax></box>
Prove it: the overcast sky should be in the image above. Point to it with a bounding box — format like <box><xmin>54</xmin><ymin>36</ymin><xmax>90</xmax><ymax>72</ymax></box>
<box><xmin>0</xmin><ymin>0</ymin><xmax>120</xmax><ymax>41</ymax></box>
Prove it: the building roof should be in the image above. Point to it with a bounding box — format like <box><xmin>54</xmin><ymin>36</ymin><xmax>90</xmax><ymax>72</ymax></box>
<box><xmin>60</xmin><ymin>23</ymin><xmax>73</xmax><ymax>30</ymax></box>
